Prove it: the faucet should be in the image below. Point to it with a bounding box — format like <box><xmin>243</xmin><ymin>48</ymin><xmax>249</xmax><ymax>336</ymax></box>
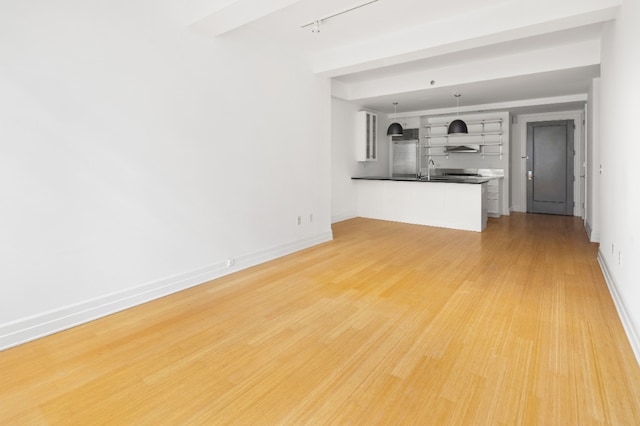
<box><xmin>427</xmin><ymin>158</ymin><xmax>435</xmax><ymax>180</ymax></box>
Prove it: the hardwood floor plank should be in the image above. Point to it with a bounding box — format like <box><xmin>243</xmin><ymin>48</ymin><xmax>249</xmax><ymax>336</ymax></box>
<box><xmin>1</xmin><ymin>213</ymin><xmax>639</xmax><ymax>425</ymax></box>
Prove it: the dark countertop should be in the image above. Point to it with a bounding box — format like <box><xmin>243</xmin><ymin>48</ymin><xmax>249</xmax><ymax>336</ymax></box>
<box><xmin>351</xmin><ymin>176</ymin><xmax>490</xmax><ymax>184</ymax></box>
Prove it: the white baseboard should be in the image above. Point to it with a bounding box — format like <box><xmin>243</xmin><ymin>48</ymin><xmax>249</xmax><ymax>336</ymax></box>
<box><xmin>598</xmin><ymin>250</ymin><xmax>640</xmax><ymax>366</ymax></box>
<box><xmin>0</xmin><ymin>231</ymin><xmax>333</xmax><ymax>351</ymax></box>
<box><xmin>585</xmin><ymin>220</ymin><xmax>600</xmax><ymax>242</ymax></box>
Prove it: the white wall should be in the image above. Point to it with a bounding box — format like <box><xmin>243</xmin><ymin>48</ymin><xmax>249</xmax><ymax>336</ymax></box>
<box><xmin>0</xmin><ymin>0</ymin><xmax>332</xmax><ymax>348</ymax></box>
<box><xmin>511</xmin><ymin>111</ymin><xmax>585</xmax><ymax>217</ymax></box>
<box><xmin>510</xmin><ymin>116</ymin><xmax>523</xmax><ymax>212</ymax></box>
<box><xmin>330</xmin><ymin>97</ymin><xmax>387</xmax><ymax>223</ymax></box>
<box><xmin>586</xmin><ymin>78</ymin><xmax>601</xmax><ymax>242</ymax></box>
<box><xmin>598</xmin><ymin>0</ymin><xmax>640</xmax><ymax>359</ymax></box>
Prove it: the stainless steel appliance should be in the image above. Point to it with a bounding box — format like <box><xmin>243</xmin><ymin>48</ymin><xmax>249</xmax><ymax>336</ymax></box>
<box><xmin>444</xmin><ymin>144</ymin><xmax>480</xmax><ymax>153</ymax></box>
<box><xmin>391</xmin><ymin>128</ymin><xmax>419</xmax><ymax>177</ymax></box>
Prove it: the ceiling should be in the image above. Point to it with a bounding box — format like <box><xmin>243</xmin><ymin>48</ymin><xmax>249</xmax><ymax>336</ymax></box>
<box><xmin>193</xmin><ymin>0</ymin><xmax>620</xmax><ymax>115</ymax></box>
<box><xmin>245</xmin><ymin>0</ymin><xmax>505</xmax><ymax>54</ymax></box>
<box><xmin>354</xmin><ymin>66</ymin><xmax>600</xmax><ymax>115</ymax></box>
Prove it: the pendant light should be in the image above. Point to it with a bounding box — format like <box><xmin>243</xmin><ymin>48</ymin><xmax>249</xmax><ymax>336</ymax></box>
<box><xmin>387</xmin><ymin>102</ymin><xmax>403</xmax><ymax>137</ymax></box>
<box><xmin>447</xmin><ymin>93</ymin><xmax>468</xmax><ymax>135</ymax></box>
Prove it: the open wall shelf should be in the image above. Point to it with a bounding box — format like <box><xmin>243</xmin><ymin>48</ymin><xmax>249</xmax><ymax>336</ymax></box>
<box><xmin>424</xmin><ymin>118</ymin><xmax>504</xmax><ymax>159</ymax></box>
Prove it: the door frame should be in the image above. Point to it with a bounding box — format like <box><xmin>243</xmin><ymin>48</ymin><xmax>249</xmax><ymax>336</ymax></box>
<box><xmin>526</xmin><ymin>120</ymin><xmax>575</xmax><ymax>215</ymax></box>
<box><xmin>515</xmin><ymin>111</ymin><xmax>584</xmax><ymax>217</ymax></box>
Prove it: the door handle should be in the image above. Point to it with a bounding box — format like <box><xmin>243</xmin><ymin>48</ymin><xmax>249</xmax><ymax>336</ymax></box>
<box><xmin>527</xmin><ymin>170</ymin><xmax>533</xmax><ymax>181</ymax></box>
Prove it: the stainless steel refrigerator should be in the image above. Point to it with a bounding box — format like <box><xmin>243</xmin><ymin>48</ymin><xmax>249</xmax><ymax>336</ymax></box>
<box><xmin>391</xmin><ymin>128</ymin><xmax>420</xmax><ymax>178</ymax></box>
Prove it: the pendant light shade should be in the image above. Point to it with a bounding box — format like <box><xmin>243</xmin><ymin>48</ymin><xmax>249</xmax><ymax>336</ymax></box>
<box><xmin>447</xmin><ymin>93</ymin><xmax>468</xmax><ymax>135</ymax></box>
<box><xmin>447</xmin><ymin>119</ymin><xmax>468</xmax><ymax>134</ymax></box>
<box><xmin>387</xmin><ymin>102</ymin><xmax>404</xmax><ymax>136</ymax></box>
<box><xmin>387</xmin><ymin>122</ymin><xmax>403</xmax><ymax>136</ymax></box>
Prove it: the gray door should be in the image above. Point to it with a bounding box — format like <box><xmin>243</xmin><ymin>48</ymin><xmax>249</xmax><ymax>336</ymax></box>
<box><xmin>526</xmin><ymin>120</ymin><xmax>574</xmax><ymax>215</ymax></box>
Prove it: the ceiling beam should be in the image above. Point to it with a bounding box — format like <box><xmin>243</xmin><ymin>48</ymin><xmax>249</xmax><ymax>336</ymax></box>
<box><xmin>191</xmin><ymin>0</ymin><xmax>304</xmax><ymax>36</ymax></box>
<box><xmin>314</xmin><ymin>0</ymin><xmax>620</xmax><ymax>77</ymax></box>
<box><xmin>400</xmin><ymin>94</ymin><xmax>589</xmax><ymax>117</ymax></box>
<box><xmin>339</xmin><ymin>39</ymin><xmax>600</xmax><ymax>102</ymax></box>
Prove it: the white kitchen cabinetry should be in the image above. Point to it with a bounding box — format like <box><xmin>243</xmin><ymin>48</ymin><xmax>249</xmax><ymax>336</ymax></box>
<box><xmin>487</xmin><ymin>178</ymin><xmax>502</xmax><ymax>217</ymax></box>
<box><xmin>355</xmin><ymin>111</ymin><xmax>377</xmax><ymax>161</ymax></box>
<box><xmin>355</xmin><ymin>179</ymin><xmax>488</xmax><ymax>232</ymax></box>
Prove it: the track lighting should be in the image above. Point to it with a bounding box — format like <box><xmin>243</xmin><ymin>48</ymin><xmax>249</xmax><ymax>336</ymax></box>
<box><xmin>301</xmin><ymin>0</ymin><xmax>379</xmax><ymax>33</ymax></box>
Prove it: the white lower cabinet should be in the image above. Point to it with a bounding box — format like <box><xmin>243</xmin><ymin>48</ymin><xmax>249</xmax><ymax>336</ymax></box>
<box><xmin>355</xmin><ymin>179</ymin><xmax>487</xmax><ymax>232</ymax></box>
<box><xmin>487</xmin><ymin>178</ymin><xmax>502</xmax><ymax>217</ymax></box>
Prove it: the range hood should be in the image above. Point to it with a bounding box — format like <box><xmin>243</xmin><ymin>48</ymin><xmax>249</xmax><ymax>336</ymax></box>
<box><xmin>391</xmin><ymin>128</ymin><xmax>419</xmax><ymax>141</ymax></box>
<box><xmin>444</xmin><ymin>144</ymin><xmax>480</xmax><ymax>153</ymax></box>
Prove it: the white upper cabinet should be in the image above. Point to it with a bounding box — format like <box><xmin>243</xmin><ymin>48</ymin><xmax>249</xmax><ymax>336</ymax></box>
<box><xmin>355</xmin><ymin>111</ymin><xmax>377</xmax><ymax>161</ymax></box>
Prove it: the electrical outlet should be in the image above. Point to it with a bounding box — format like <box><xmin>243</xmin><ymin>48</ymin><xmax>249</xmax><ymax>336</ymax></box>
<box><xmin>226</xmin><ymin>259</ymin><xmax>235</xmax><ymax>267</ymax></box>
<box><xmin>297</xmin><ymin>216</ymin><xmax>302</xmax><ymax>225</ymax></box>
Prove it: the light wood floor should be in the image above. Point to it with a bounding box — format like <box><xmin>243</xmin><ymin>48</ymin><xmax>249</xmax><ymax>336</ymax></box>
<box><xmin>1</xmin><ymin>214</ymin><xmax>640</xmax><ymax>425</ymax></box>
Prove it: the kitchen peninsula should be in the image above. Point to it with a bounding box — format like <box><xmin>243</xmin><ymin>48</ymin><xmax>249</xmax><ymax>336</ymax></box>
<box><xmin>352</xmin><ymin>176</ymin><xmax>489</xmax><ymax>232</ymax></box>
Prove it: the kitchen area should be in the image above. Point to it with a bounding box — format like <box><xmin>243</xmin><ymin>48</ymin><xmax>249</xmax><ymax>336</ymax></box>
<box><xmin>337</xmin><ymin>106</ymin><xmax>510</xmax><ymax>232</ymax></box>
